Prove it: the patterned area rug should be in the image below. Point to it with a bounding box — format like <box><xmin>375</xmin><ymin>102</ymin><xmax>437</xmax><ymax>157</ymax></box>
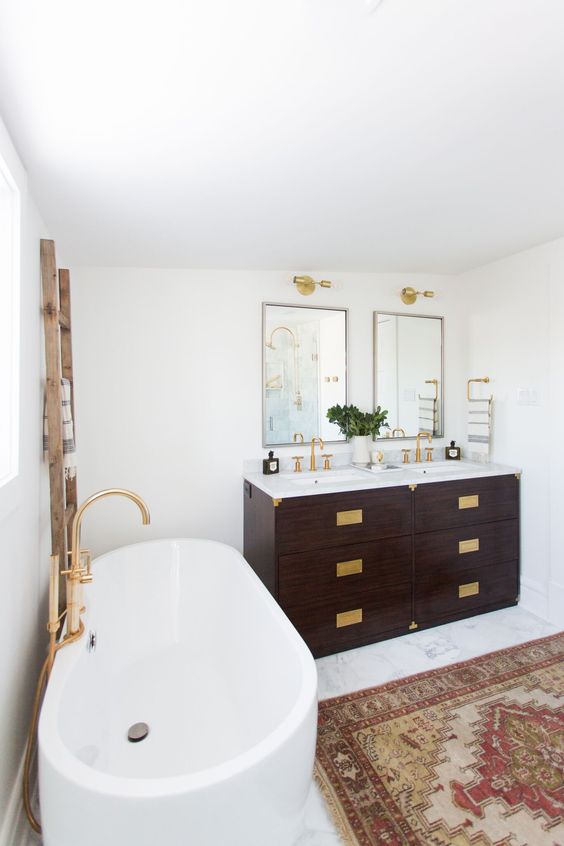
<box><xmin>315</xmin><ymin>633</ymin><xmax>564</xmax><ymax>845</ymax></box>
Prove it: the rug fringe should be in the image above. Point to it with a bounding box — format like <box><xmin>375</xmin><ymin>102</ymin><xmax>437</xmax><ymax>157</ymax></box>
<box><xmin>314</xmin><ymin>762</ymin><xmax>358</xmax><ymax>846</ymax></box>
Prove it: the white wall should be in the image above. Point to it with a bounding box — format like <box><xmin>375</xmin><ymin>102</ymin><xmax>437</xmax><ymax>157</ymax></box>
<box><xmin>71</xmin><ymin>269</ymin><xmax>464</xmax><ymax>556</ymax></box>
<box><xmin>0</xmin><ymin>119</ymin><xmax>49</xmax><ymax>840</ymax></box>
<box><xmin>458</xmin><ymin>236</ymin><xmax>564</xmax><ymax>624</ymax></box>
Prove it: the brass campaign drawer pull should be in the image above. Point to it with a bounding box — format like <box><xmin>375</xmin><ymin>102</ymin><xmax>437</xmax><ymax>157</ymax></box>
<box><xmin>336</xmin><ymin>558</ymin><xmax>363</xmax><ymax>577</ymax></box>
<box><xmin>336</xmin><ymin>608</ymin><xmax>363</xmax><ymax>628</ymax></box>
<box><xmin>459</xmin><ymin>538</ymin><xmax>480</xmax><ymax>554</ymax></box>
<box><xmin>336</xmin><ymin>509</ymin><xmax>363</xmax><ymax>526</ymax></box>
<box><xmin>459</xmin><ymin>494</ymin><xmax>479</xmax><ymax>510</ymax></box>
<box><xmin>459</xmin><ymin>581</ymin><xmax>480</xmax><ymax>598</ymax></box>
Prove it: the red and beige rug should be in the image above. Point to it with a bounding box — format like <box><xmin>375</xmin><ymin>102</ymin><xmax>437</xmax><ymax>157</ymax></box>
<box><xmin>315</xmin><ymin>632</ymin><xmax>564</xmax><ymax>846</ymax></box>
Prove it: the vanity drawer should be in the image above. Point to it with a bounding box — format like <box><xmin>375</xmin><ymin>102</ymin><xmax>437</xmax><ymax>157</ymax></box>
<box><xmin>414</xmin><ymin>474</ymin><xmax>518</xmax><ymax>533</ymax></box>
<box><xmin>278</xmin><ymin>537</ymin><xmax>412</xmax><ymax>606</ymax></box>
<box><xmin>276</xmin><ymin>486</ymin><xmax>412</xmax><ymax>555</ymax></box>
<box><xmin>415</xmin><ymin>560</ymin><xmax>518</xmax><ymax>622</ymax></box>
<box><xmin>285</xmin><ymin>581</ymin><xmax>412</xmax><ymax>657</ymax></box>
<box><xmin>415</xmin><ymin>519</ymin><xmax>518</xmax><ymax>575</ymax></box>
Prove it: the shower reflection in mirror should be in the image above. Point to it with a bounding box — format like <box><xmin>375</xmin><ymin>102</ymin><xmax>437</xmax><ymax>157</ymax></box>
<box><xmin>374</xmin><ymin>312</ymin><xmax>443</xmax><ymax>439</ymax></box>
<box><xmin>263</xmin><ymin>303</ymin><xmax>347</xmax><ymax>447</ymax></box>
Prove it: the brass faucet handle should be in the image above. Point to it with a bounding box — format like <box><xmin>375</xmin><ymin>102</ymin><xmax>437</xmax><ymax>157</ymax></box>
<box><xmin>321</xmin><ymin>453</ymin><xmax>333</xmax><ymax>470</ymax></box>
<box><xmin>292</xmin><ymin>432</ymin><xmax>304</xmax><ymax>444</ymax></box>
<box><xmin>425</xmin><ymin>447</ymin><xmax>434</xmax><ymax>462</ymax></box>
<box><xmin>402</xmin><ymin>449</ymin><xmax>411</xmax><ymax>464</ymax></box>
<box><xmin>292</xmin><ymin>455</ymin><xmax>304</xmax><ymax>472</ymax></box>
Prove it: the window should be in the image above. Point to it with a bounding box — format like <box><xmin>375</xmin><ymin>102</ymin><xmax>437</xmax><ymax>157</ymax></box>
<box><xmin>0</xmin><ymin>151</ymin><xmax>20</xmax><ymax>489</ymax></box>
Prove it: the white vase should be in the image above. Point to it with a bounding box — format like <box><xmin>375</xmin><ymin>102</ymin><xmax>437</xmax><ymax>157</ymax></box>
<box><xmin>351</xmin><ymin>435</ymin><xmax>371</xmax><ymax>465</ymax></box>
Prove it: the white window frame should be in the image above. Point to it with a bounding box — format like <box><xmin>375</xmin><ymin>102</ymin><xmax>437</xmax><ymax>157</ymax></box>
<box><xmin>0</xmin><ymin>135</ymin><xmax>22</xmax><ymax>520</ymax></box>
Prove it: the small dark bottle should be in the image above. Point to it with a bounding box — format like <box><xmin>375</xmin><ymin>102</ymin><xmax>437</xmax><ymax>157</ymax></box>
<box><xmin>445</xmin><ymin>440</ymin><xmax>461</xmax><ymax>460</ymax></box>
<box><xmin>263</xmin><ymin>450</ymin><xmax>280</xmax><ymax>475</ymax></box>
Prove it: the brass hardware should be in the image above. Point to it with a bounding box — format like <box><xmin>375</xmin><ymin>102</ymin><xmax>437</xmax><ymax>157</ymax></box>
<box><xmin>402</xmin><ymin>449</ymin><xmax>410</xmax><ymax>464</ymax></box>
<box><xmin>66</xmin><ymin>490</ymin><xmax>150</xmax><ymax>636</ymax></box>
<box><xmin>292</xmin><ymin>432</ymin><xmax>304</xmax><ymax>444</ymax></box>
<box><xmin>400</xmin><ymin>287</ymin><xmax>435</xmax><ymax>305</ymax></box>
<box><xmin>392</xmin><ymin>428</ymin><xmax>406</xmax><ymax>438</ymax></box>
<box><xmin>331</xmin><ymin>376</ymin><xmax>339</xmax><ymax>382</ymax></box>
<box><xmin>336</xmin><ymin>558</ymin><xmax>363</xmax><ymax>577</ymax></box>
<box><xmin>459</xmin><ymin>581</ymin><xmax>480</xmax><ymax>598</ymax></box>
<box><xmin>375</xmin><ymin>450</ymin><xmax>384</xmax><ymax>463</ymax></box>
<box><xmin>272</xmin><ymin>498</ymin><xmax>282</xmax><ymax>507</ymax></box>
<box><xmin>459</xmin><ymin>538</ymin><xmax>480</xmax><ymax>554</ymax></box>
<box><xmin>418</xmin><ymin>379</ymin><xmax>439</xmax><ymax>402</ymax></box>
<box><xmin>265</xmin><ymin>325</ymin><xmax>299</xmax><ymax>350</ymax></box>
<box><xmin>409</xmin><ymin>621</ymin><xmax>418</xmax><ymax>630</ymax></box>
<box><xmin>324</xmin><ymin>376</ymin><xmax>330</xmax><ymax>382</ymax></box>
<box><xmin>293</xmin><ymin>275</ymin><xmax>333</xmax><ymax>296</ymax></box>
<box><xmin>336</xmin><ymin>608</ymin><xmax>363</xmax><ymax>628</ymax></box>
<box><xmin>265</xmin><ymin>373</ymin><xmax>282</xmax><ymax>389</ymax></box>
<box><xmin>467</xmin><ymin>377</ymin><xmax>492</xmax><ymax>401</ymax></box>
<box><xmin>415</xmin><ymin>431</ymin><xmax>432</xmax><ymax>463</ymax></box>
<box><xmin>322</xmin><ymin>453</ymin><xmax>333</xmax><ymax>470</ymax></box>
<box><xmin>292</xmin><ymin>456</ymin><xmax>304</xmax><ymax>473</ymax></box>
<box><xmin>459</xmin><ymin>494</ymin><xmax>479</xmax><ymax>509</ymax></box>
<box><xmin>515</xmin><ymin>472</ymin><xmax>521</xmax><ymax>480</ymax></box>
<box><xmin>266</xmin><ymin>327</ymin><xmax>302</xmax><ymax>409</ymax></box>
<box><xmin>425</xmin><ymin>447</ymin><xmax>434</xmax><ymax>462</ymax></box>
<box><xmin>310</xmin><ymin>436</ymin><xmax>324</xmax><ymax>471</ymax></box>
<box><xmin>408</xmin><ymin>483</ymin><xmax>417</xmax><ymax>491</ymax></box>
<box><xmin>336</xmin><ymin>509</ymin><xmax>363</xmax><ymax>526</ymax></box>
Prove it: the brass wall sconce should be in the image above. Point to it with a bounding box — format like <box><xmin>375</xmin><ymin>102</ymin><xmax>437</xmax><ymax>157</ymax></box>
<box><xmin>400</xmin><ymin>287</ymin><xmax>435</xmax><ymax>305</ymax></box>
<box><xmin>293</xmin><ymin>275</ymin><xmax>333</xmax><ymax>296</ymax></box>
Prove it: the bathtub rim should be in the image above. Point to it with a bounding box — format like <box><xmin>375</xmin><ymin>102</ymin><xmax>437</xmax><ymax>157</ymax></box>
<box><xmin>39</xmin><ymin>537</ymin><xmax>318</xmax><ymax>799</ymax></box>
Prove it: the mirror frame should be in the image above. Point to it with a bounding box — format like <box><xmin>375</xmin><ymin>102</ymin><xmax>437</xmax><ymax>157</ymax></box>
<box><xmin>262</xmin><ymin>301</ymin><xmax>349</xmax><ymax>447</ymax></box>
<box><xmin>373</xmin><ymin>311</ymin><xmax>444</xmax><ymax>440</ymax></box>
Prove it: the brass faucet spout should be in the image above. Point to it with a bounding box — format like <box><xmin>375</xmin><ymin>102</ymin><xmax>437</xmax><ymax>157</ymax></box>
<box><xmin>310</xmin><ymin>437</ymin><xmax>324</xmax><ymax>471</ymax></box>
<box><xmin>415</xmin><ymin>432</ymin><xmax>432</xmax><ymax>463</ymax></box>
<box><xmin>67</xmin><ymin>488</ymin><xmax>150</xmax><ymax>635</ymax></box>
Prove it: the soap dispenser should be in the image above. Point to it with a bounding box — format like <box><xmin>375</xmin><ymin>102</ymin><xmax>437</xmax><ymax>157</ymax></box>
<box><xmin>445</xmin><ymin>440</ymin><xmax>461</xmax><ymax>460</ymax></box>
<box><xmin>263</xmin><ymin>450</ymin><xmax>280</xmax><ymax>475</ymax></box>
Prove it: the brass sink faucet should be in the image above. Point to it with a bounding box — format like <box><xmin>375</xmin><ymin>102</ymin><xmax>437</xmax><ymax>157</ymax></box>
<box><xmin>310</xmin><ymin>436</ymin><xmax>324</xmax><ymax>471</ymax></box>
<box><xmin>415</xmin><ymin>432</ymin><xmax>432</xmax><ymax>463</ymax></box>
<box><xmin>63</xmin><ymin>488</ymin><xmax>150</xmax><ymax>636</ymax></box>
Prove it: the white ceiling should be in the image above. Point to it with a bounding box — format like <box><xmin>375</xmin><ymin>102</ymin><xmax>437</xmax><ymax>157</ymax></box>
<box><xmin>1</xmin><ymin>0</ymin><xmax>564</xmax><ymax>272</ymax></box>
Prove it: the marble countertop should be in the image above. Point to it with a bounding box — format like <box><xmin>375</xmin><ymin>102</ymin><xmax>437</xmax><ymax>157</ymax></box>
<box><xmin>244</xmin><ymin>459</ymin><xmax>521</xmax><ymax>499</ymax></box>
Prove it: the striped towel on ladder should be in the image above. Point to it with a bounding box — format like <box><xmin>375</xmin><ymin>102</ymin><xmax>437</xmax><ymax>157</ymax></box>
<box><xmin>43</xmin><ymin>378</ymin><xmax>77</xmax><ymax>479</ymax></box>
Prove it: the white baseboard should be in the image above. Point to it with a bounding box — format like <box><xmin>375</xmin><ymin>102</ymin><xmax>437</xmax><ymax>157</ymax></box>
<box><xmin>0</xmin><ymin>751</ymin><xmax>28</xmax><ymax>846</ymax></box>
<box><xmin>548</xmin><ymin>580</ymin><xmax>564</xmax><ymax>627</ymax></box>
<box><xmin>519</xmin><ymin>576</ymin><xmax>549</xmax><ymax>620</ymax></box>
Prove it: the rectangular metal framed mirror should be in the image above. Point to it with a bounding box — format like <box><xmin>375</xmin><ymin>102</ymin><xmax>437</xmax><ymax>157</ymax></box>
<box><xmin>373</xmin><ymin>311</ymin><xmax>443</xmax><ymax>439</ymax></box>
<box><xmin>263</xmin><ymin>302</ymin><xmax>348</xmax><ymax>447</ymax></box>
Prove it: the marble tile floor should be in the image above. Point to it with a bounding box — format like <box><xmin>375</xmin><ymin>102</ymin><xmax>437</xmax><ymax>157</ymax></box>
<box><xmin>296</xmin><ymin>605</ymin><xmax>559</xmax><ymax>845</ymax></box>
<box><xmin>23</xmin><ymin>606</ymin><xmax>558</xmax><ymax>846</ymax></box>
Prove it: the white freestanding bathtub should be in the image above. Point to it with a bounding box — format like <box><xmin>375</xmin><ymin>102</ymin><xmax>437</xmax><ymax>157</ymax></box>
<box><xmin>38</xmin><ymin>538</ymin><xmax>318</xmax><ymax>846</ymax></box>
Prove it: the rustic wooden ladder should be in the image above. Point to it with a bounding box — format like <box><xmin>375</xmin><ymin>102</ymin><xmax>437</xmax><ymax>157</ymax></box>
<box><xmin>40</xmin><ymin>239</ymin><xmax>78</xmax><ymax>614</ymax></box>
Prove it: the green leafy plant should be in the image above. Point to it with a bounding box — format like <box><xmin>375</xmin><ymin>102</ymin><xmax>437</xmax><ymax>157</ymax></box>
<box><xmin>326</xmin><ymin>404</ymin><xmax>389</xmax><ymax>439</ymax></box>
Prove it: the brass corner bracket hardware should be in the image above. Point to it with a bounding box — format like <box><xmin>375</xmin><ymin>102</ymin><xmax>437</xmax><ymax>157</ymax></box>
<box><xmin>408</xmin><ymin>483</ymin><xmax>417</xmax><ymax>492</ymax></box>
<box><xmin>515</xmin><ymin>473</ymin><xmax>521</xmax><ymax>480</ymax></box>
<box><xmin>409</xmin><ymin>621</ymin><xmax>418</xmax><ymax>630</ymax></box>
<box><xmin>272</xmin><ymin>498</ymin><xmax>282</xmax><ymax>507</ymax></box>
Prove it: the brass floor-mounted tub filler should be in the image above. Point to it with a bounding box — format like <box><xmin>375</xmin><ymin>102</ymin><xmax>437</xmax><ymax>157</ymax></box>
<box><xmin>23</xmin><ymin>489</ymin><xmax>150</xmax><ymax>834</ymax></box>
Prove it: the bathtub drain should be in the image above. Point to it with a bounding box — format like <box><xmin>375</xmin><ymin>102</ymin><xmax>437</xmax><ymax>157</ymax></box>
<box><xmin>127</xmin><ymin>722</ymin><xmax>149</xmax><ymax>743</ymax></box>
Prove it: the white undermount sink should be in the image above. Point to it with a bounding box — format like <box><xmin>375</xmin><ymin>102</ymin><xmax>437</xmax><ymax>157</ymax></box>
<box><xmin>412</xmin><ymin>461</ymin><xmax>482</xmax><ymax>477</ymax></box>
<box><xmin>284</xmin><ymin>469</ymin><xmax>374</xmax><ymax>487</ymax></box>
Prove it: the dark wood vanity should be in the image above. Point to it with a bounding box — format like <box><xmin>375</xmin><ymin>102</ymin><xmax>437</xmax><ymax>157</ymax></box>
<box><xmin>243</xmin><ymin>474</ymin><xmax>520</xmax><ymax>658</ymax></box>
